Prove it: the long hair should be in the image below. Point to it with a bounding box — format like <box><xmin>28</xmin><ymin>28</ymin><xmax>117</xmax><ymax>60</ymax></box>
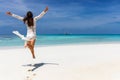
<box><xmin>23</xmin><ymin>11</ymin><xmax>34</xmax><ymax>26</ymax></box>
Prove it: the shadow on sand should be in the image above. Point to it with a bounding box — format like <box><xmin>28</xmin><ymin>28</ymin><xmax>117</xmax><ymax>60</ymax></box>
<box><xmin>22</xmin><ymin>63</ymin><xmax>59</xmax><ymax>71</ymax></box>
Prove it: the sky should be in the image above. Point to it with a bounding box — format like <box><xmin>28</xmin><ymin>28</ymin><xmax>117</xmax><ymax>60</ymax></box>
<box><xmin>1</xmin><ymin>0</ymin><xmax>120</xmax><ymax>34</ymax></box>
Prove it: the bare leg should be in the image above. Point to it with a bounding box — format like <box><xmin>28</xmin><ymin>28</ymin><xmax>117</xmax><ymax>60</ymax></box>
<box><xmin>30</xmin><ymin>39</ymin><xmax>36</xmax><ymax>59</ymax></box>
<box><xmin>27</xmin><ymin>39</ymin><xmax>36</xmax><ymax>59</ymax></box>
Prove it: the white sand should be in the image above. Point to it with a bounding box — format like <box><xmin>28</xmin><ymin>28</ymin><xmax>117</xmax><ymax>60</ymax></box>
<box><xmin>0</xmin><ymin>43</ymin><xmax>120</xmax><ymax>80</ymax></box>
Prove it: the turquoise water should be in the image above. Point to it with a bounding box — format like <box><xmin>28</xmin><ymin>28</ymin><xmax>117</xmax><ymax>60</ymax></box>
<box><xmin>0</xmin><ymin>34</ymin><xmax>120</xmax><ymax>47</ymax></box>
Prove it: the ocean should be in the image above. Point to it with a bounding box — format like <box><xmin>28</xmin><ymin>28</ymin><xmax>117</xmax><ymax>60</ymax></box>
<box><xmin>0</xmin><ymin>34</ymin><xmax>120</xmax><ymax>47</ymax></box>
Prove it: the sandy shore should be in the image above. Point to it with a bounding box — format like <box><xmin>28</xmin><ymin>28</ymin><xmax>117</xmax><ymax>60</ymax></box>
<box><xmin>0</xmin><ymin>43</ymin><xmax>120</xmax><ymax>80</ymax></box>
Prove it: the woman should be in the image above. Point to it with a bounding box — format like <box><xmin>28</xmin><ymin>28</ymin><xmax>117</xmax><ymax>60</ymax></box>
<box><xmin>6</xmin><ymin>6</ymin><xmax>48</xmax><ymax>59</ymax></box>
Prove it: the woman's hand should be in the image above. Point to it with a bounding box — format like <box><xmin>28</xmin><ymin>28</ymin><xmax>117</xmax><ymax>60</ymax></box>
<box><xmin>6</xmin><ymin>12</ymin><xmax>12</xmax><ymax>16</ymax></box>
<box><xmin>44</xmin><ymin>6</ymin><xmax>48</xmax><ymax>12</ymax></box>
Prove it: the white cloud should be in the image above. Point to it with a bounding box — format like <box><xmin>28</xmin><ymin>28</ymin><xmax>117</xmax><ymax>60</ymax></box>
<box><xmin>0</xmin><ymin>0</ymin><xmax>30</xmax><ymax>26</ymax></box>
<box><xmin>47</xmin><ymin>2</ymin><xmax>85</xmax><ymax>19</ymax></box>
<box><xmin>47</xmin><ymin>12</ymin><xmax>120</xmax><ymax>29</ymax></box>
<box><xmin>52</xmin><ymin>3</ymin><xmax>120</xmax><ymax>29</ymax></box>
<box><xmin>0</xmin><ymin>0</ymin><xmax>29</xmax><ymax>13</ymax></box>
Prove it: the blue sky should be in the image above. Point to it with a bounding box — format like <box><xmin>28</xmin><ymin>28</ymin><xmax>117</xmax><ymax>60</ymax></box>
<box><xmin>1</xmin><ymin>0</ymin><xmax>120</xmax><ymax>34</ymax></box>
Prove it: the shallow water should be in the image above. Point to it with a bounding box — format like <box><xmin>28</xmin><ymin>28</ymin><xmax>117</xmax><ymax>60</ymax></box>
<box><xmin>0</xmin><ymin>34</ymin><xmax>120</xmax><ymax>47</ymax></box>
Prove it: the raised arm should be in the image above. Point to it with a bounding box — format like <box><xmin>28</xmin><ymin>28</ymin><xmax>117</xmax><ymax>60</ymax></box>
<box><xmin>6</xmin><ymin>12</ymin><xmax>23</xmax><ymax>21</ymax></box>
<box><xmin>34</xmin><ymin>6</ymin><xmax>48</xmax><ymax>21</ymax></box>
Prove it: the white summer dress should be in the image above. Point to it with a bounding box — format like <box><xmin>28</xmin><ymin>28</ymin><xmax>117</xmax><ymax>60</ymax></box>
<box><xmin>11</xmin><ymin>11</ymin><xmax>47</xmax><ymax>41</ymax></box>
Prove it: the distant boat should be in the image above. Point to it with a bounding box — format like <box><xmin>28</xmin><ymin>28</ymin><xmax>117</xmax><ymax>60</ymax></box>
<box><xmin>64</xmin><ymin>32</ymin><xmax>71</xmax><ymax>35</ymax></box>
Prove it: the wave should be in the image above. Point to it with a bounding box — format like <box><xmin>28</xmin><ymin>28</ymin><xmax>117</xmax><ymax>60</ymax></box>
<box><xmin>0</xmin><ymin>35</ymin><xmax>15</xmax><ymax>40</ymax></box>
<box><xmin>1</xmin><ymin>34</ymin><xmax>120</xmax><ymax>47</ymax></box>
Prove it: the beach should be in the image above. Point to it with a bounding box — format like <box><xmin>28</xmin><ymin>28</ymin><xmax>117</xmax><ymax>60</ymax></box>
<box><xmin>0</xmin><ymin>43</ymin><xmax>120</xmax><ymax>80</ymax></box>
